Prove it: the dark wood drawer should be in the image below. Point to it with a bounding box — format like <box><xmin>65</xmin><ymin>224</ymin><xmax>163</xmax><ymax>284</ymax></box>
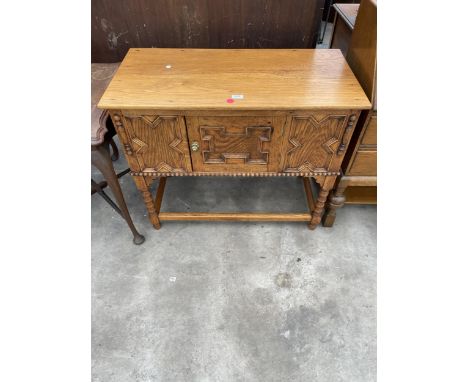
<box><xmin>348</xmin><ymin>150</ymin><xmax>377</xmax><ymax>176</ymax></box>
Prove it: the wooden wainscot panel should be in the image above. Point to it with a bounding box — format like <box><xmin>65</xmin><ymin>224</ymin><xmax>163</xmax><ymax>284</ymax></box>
<box><xmin>92</xmin><ymin>0</ymin><xmax>326</xmax><ymax>62</ymax></box>
<box><xmin>186</xmin><ymin>116</ymin><xmax>286</xmax><ymax>173</ymax></box>
<box><xmin>119</xmin><ymin>113</ymin><xmax>192</xmax><ymax>173</ymax></box>
<box><xmin>282</xmin><ymin>111</ymin><xmax>357</xmax><ymax>173</ymax></box>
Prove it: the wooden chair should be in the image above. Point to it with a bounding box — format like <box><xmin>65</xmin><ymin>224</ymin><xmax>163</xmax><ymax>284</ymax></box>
<box><xmin>91</xmin><ymin>63</ymin><xmax>145</xmax><ymax>244</ymax></box>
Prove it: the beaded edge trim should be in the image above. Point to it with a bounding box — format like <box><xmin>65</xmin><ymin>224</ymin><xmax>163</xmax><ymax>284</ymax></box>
<box><xmin>130</xmin><ymin>171</ymin><xmax>339</xmax><ymax>177</ymax></box>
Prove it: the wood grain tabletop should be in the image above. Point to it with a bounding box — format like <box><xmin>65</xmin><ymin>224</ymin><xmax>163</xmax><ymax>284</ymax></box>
<box><xmin>98</xmin><ymin>48</ymin><xmax>371</xmax><ymax>111</ymax></box>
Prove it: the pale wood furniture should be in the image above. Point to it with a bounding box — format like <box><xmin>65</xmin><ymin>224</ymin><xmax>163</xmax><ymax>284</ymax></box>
<box><xmin>323</xmin><ymin>0</ymin><xmax>377</xmax><ymax>226</ymax></box>
<box><xmin>98</xmin><ymin>48</ymin><xmax>370</xmax><ymax>230</ymax></box>
<box><xmin>330</xmin><ymin>3</ymin><xmax>360</xmax><ymax>56</ymax></box>
<box><xmin>91</xmin><ymin>63</ymin><xmax>145</xmax><ymax>244</ymax></box>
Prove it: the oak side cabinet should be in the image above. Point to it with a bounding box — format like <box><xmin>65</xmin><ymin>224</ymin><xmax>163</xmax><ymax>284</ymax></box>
<box><xmin>98</xmin><ymin>48</ymin><xmax>371</xmax><ymax>230</ymax></box>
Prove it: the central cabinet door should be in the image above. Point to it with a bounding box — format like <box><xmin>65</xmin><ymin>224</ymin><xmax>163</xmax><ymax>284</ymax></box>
<box><xmin>186</xmin><ymin>116</ymin><xmax>286</xmax><ymax>172</ymax></box>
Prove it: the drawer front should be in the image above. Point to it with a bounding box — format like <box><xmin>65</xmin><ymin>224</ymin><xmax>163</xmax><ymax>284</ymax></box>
<box><xmin>348</xmin><ymin>150</ymin><xmax>377</xmax><ymax>176</ymax></box>
<box><xmin>282</xmin><ymin>111</ymin><xmax>355</xmax><ymax>173</ymax></box>
<box><xmin>120</xmin><ymin>114</ymin><xmax>192</xmax><ymax>173</ymax></box>
<box><xmin>361</xmin><ymin>114</ymin><xmax>377</xmax><ymax>146</ymax></box>
<box><xmin>186</xmin><ymin>116</ymin><xmax>286</xmax><ymax>172</ymax></box>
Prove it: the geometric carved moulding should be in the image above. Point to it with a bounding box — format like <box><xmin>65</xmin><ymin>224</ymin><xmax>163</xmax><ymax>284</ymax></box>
<box><xmin>140</xmin><ymin>115</ymin><xmax>164</xmax><ymax>128</ymax></box>
<box><xmin>200</xmin><ymin>125</ymin><xmax>272</xmax><ymax>165</ymax></box>
<box><xmin>283</xmin><ymin>114</ymin><xmax>347</xmax><ymax>173</ymax></box>
<box><xmin>131</xmin><ymin>137</ymin><xmax>148</xmax><ymax>154</ymax></box>
<box><xmin>125</xmin><ymin>115</ymin><xmax>191</xmax><ymax>173</ymax></box>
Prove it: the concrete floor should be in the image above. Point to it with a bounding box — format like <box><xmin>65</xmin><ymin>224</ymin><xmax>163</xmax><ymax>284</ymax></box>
<box><xmin>92</xmin><ymin>143</ymin><xmax>376</xmax><ymax>382</ymax></box>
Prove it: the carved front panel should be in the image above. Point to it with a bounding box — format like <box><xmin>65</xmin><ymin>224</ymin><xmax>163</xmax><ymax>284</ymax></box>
<box><xmin>121</xmin><ymin>114</ymin><xmax>192</xmax><ymax>173</ymax></box>
<box><xmin>283</xmin><ymin>112</ymin><xmax>352</xmax><ymax>173</ymax></box>
<box><xmin>186</xmin><ymin>116</ymin><xmax>286</xmax><ymax>172</ymax></box>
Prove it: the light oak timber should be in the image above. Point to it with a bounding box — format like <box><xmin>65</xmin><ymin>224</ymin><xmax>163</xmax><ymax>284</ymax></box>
<box><xmin>345</xmin><ymin>176</ymin><xmax>377</xmax><ymax>187</ymax></box>
<box><xmin>309</xmin><ymin>175</ymin><xmax>335</xmax><ymax>230</ymax></box>
<box><xmin>98</xmin><ymin>48</ymin><xmax>371</xmax><ymax>230</ymax></box>
<box><xmin>186</xmin><ymin>116</ymin><xmax>286</xmax><ymax>173</ymax></box>
<box><xmin>120</xmin><ymin>109</ymin><xmax>354</xmax><ymax>117</ymax></box>
<box><xmin>98</xmin><ymin>49</ymin><xmax>371</xmax><ymax>111</ymax></box>
<box><xmin>158</xmin><ymin>212</ymin><xmax>312</xmax><ymax>222</ymax></box>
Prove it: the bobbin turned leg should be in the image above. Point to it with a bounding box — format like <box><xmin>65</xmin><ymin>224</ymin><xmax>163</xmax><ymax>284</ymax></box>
<box><xmin>309</xmin><ymin>176</ymin><xmax>336</xmax><ymax>230</ymax></box>
<box><xmin>133</xmin><ymin>176</ymin><xmax>162</xmax><ymax>230</ymax></box>
<box><xmin>322</xmin><ymin>177</ymin><xmax>349</xmax><ymax>227</ymax></box>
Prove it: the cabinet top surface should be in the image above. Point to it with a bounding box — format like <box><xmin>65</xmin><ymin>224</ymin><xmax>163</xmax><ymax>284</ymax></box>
<box><xmin>98</xmin><ymin>48</ymin><xmax>371</xmax><ymax>110</ymax></box>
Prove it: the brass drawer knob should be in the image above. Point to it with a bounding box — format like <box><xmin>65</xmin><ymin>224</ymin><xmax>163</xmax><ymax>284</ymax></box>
<box><xmin>191</xmin><ymin>141</ymin><xmax>200</xmax><ymax>152</ymax></box>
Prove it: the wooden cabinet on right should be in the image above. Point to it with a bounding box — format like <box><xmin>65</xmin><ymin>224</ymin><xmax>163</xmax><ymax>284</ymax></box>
<box><xmin>346</xmin><ymin>112</ymin><xmax>377</xmax><ymax>176</ymax></box>
<box><xmin>323</xmin><ymin>0</ymin><xmax>377</xmax><ymax>227</ymax></box>
<box><xmin>330</xmin><ymin>3</ymin><xmax>360</xmax><ymax>56</ymax></box>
